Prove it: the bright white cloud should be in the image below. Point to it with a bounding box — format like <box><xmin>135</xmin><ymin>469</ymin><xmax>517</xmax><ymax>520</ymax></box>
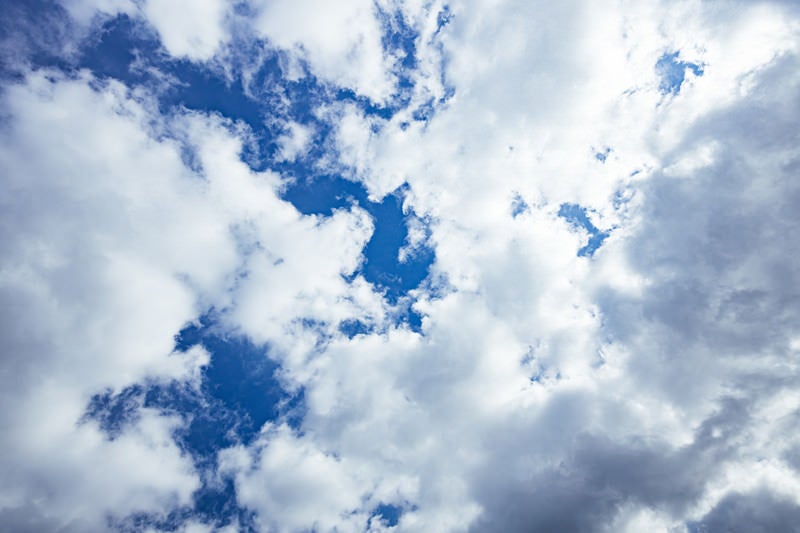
<box><xmin>142</xmin><ymin>0</ymin><xmax>230</xmax><ymax>60</ymax></box>
<box><xmin>60</xmin><ymin>0</ymin><xmax>137</xmax><ymax>25</ymax></box>
<box><xmin>0</xmin><ymin>73</ymin><xmax>216</xmax><ymax>530</ymax></box>
<box><xmin>61</xmin><ymin>0</ymin><xmax>231</xmax><ymax>61</ymax></box>
<box><xmin>3</xmin><ymin>0</ymin><xmax>800</xmax><ymax>531</ymax></box>
<box><xmin>0</xmin><ymin>70</ymin><xmax>378</xmax><ymax>530</ymax></box>
<box><xmin>220</xmin><ymin>424</ymin><xmax>374</xmax><ymax>533</ymax></box>
<box><xmin>249</xmin><ymin>0</ymin><xmax>399</xmax><ymax>102</ymax></box>
<box><xmin>274</xmin><ymin>121</ymin><xmax>313</xmax><ymax>162</ymax></box>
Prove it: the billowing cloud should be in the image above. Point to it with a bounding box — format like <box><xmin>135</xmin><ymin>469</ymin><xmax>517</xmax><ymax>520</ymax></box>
<box><xmin>2</xmin><ymin>0</ymin><xmax>800</xmax><ymax>531</ymax></box>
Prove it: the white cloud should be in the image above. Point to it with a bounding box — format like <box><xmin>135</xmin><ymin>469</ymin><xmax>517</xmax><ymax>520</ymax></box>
<box><xmin>61</xmin><ymin>0</ymin><xmax>231</xmax><ymax>61</ymax></box>
<box><xmin>222</xmin><ymin>1</ymin><xmax>800</xmax><ymax>531</ymax></box>
<box><xmin>274</xmin><ymin>121</ymin><xmax>313</xmax><ymax>162</ymax></box>
<box><xmin>220</xmin><ymin>424</ymin><xmax>373</xmax><ymax>533</ymax></box>
<box><xmin>60</xmin><ymin>0</ymin><xmax>137</xmax><ymax>25</ymax></box>
<box><xmin>4</xmin><ymin>0</ymin><xmax>800</xmax><ymax>531</ymax></box>
<box><xmin>249</xmin><ymin>0</ymin><xmax>399</xmax><ymax>102</ymax></box>
<box><xmin>0</xmin><ymin>72</ymin><xmax>222</xmax><ymax>529</ymax></box>
<box><xmin>141</xmin><ymin>0</ymin><xmax>231</xmax><ymax>61</ymax></box>
<box><xmin>0</xmin><ymin>70</ymin><xmax>380</xmax><ymax>530</ymax></box>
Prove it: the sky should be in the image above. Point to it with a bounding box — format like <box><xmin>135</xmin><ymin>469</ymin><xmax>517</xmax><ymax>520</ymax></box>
<box><xmin>1</xmin><ymin>1</ymin><xmax>800</xmax><ymax>532</ymax></box>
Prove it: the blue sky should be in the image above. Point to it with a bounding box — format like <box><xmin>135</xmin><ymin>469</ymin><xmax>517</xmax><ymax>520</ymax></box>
<box><xmin>2</xmin><ymin>1</ymin><xmax>800</xmax><ymax>532</ymax></box>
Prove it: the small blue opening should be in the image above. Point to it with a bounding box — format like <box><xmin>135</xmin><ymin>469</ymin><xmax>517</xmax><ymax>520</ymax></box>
<box><xmin>373</xmin><ymin>503</ymin><xmax>403</xmax><ymax>527</ymax></box>
<box><xmin>656</xmin><ymin>51</ymin><xmax>704</xmax><ymax>95</ymax></box>
<box><xmin>558</xmin><ymin>203</ymin><xmax>610</xmax><ymax>257</ymax></box>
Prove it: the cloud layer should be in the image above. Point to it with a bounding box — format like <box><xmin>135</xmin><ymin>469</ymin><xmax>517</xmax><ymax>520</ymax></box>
<box><xmin>2</xmin><ymin>0</ymin><xmax>800</xmax><ymax>531</ymax></box>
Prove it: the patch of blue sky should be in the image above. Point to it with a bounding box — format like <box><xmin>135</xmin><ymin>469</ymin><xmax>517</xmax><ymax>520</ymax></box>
<box><xmin>392</xmin><ymin>297</ymin><xmax>425</xmax><ymax>333</ymax></box>
<box><xmin>372</xmin><ymin>503</ymin><xmax>404</xmax><ymax>527</ymax></box>
<box><xmin>377</xmin><ymin>5</ymin><xmax>418</xmax><ymax>98</ymax></box>
<box><xmin>656</xmin><ymin>51</ymin><xmax>705</xmax><ymax>95</ymax></box>
<box><xmin>558</xmin><ymin>203</ymin><xmax>610</xmax><ymax>257</ymax></box>
<box><xmin>2</xmin><ymin>2</ymin><xmax>434</xmax><ymax>127</ymax></box>
<box><xmin>280</xmin><ymin>173</ymin><xmax>369</xmax><ymax>217</ymax></box>
<box><xmin>339</xmin><ymin>318</ymin><xmax>373</xmax><ymax>338</ymax></box>
<box><xmin>83</xmin><ymin>383</ymin><xmax>144</xmax><ymax>440</ymax></box>
<box><xmin>595</xmin><ymin>146</ymin><xmax>612</xmax><ymax>163</ymax></box>
<box><xmin>284</xmin><ymin>174</ymin><xmax>435</xmax><ymax>313</ymax></box>
<box><xmin>75</xmin><ymin>13</ymin><xmax>417</xmax><ymax>164</ymax></box>
<box><xmin>173</xmin><ymin>316</ymin><xmax>299</xmax><ymax>438</ymax></box>
<box><xmin>190</xmin><ymin>478</ymin><xmax>258</xmax><ymax>532</ymax></box>
<box><xmin>85</xmin><ymin>314</ymin><xmax>295</xmax><ymax>530</ymax></box>
<box><xmin>87</xmin><ymin>316</ymin><xmax>295</xmax><ymax>455</ymax></box>
<box><xmin>78</xmin><ymin>15</ymin><xmax>282</xmax><ymax>167</ymax></box>
<box><xmin>613</xmin><ymin>186</ymin><xmax>636</xmax><ymax>211</ymax></box>
<box><xmin>108</xmin><ymin>493</ymin><xmax>258</xmax><ymax>533</ymax></box>
<box><xmin>360</xmin><ymin>188</ymin><xmax>436</xmax><ymax>305</ymax></box>
<box><xmin>511</xmin><ymin>192</ymin><xmax>529</xmax><ymax>218</ymax></box>
<box><xmin>0</xmin><ymin>0</ymin><xmax>76</xmax><ymax>80</ymax></box>
<box><xmin>78</xmin><ymin>15</ymin><xmax>161</xmax><ymax>84</ymax></box>
<box><xmin>436</xmin><ymin>5</ymin><xmax>454</xmax><ymax>34</ymax></box>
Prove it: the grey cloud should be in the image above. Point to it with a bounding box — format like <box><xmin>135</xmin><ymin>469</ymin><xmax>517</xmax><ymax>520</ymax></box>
<box><xmin>596</xmin><ymin>51</ymin><xmax>800</xmax><ymax>408</ymax></box>
<box><xmin>694</xmin><ymin>490</ymin><xmax>800</xmax><ymax>533</ymax></box>
<box><xmin>468</xmin><ymin>398</ymin><xmax>751</xmax><ymax>532</ymax></box>
<box><xmin>464</xmin><ymin>37</ymin><xmax>800</xmax><ymax>533</ymax></box>
<box><xmin>0</xmin><ymin>503</ymin><xmax>89</xmax><ymax>533</ymax></box>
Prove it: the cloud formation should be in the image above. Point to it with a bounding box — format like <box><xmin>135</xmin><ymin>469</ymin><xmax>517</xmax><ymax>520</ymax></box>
<box><xmin>1</xmin><ymin>0</ymin><xmax>800</xmax><ymax>531</ymax></box>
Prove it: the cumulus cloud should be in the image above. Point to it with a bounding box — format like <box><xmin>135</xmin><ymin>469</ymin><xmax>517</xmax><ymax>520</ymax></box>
<box><xmin>247</xmin><ymin>0</ymin><xmax>403</xmax><ymax>102</ymax></box>
<box><xmin>0</xmin><ymin>73</ymin><xmax>216</xmax><ymax>529</ymax></box>
<box><xmin>0</xmin><ymin>70</ymin><xmax>377</xmax><ymax>530</ymax></box>
<box><xmin>61</xmin><ymin>0</ymin><xmax>231</xmax><ymax>61</ymax></box>
<box><xmin>220</xmin><ymin>424</ymin><xmax>377</xmax><ymax>533</ymax></box>
<box><xmin>261</xmin><ymin>1</ymin><xmax>800</xmax><ymax>531</ymax></box>
<box><xmin>274</xmin><ymin>121</ymin><xmax>313</xmax><ymax>162</ymax></box>
<box><xmin>2</xmin><ymin>0</ymin><xmax>800</xmax><ymax>531</ymax></box>
<box><xmin>141</xmin><ymin>0</ymin><xmax>231</xmax><ymax>60</ymax></box>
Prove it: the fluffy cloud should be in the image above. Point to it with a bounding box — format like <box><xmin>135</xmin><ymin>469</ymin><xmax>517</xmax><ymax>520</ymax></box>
<box><xmin>0</xmin><ymin>73</ymin><xmax>215</xmax><ymax>530</ymax></box>
<box><xmin>250</xmin><ymin>1</ymin><xmax>800</xmax><ymax>531</ymax></box>
<box><xmin>3</xmin><ymin>0</ymin><xmax>800</xmax><ymax>531</ymax></box>
<box><xmin>141</xmin><ymin>0</ymin><xmax>231</xmax><ymax>60</ymax></box>
<box><xmin>0</xmin><ymin>70</ymin><xmax>377</xmax><ymax>530</ymax></box>
<box><xmin>248</xmin><ymin>0</ymin><xmax>400</xmax><ymax>102</ymax></box>
<box><xmin>220</xmin><ymin>424</ymin><xmax>377</xmax><ymax>533</ymax></box>
<box><xmin>62</xmin><ymin>0</ymin><xmax>231</xmax><ymax>60</ymax></box>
